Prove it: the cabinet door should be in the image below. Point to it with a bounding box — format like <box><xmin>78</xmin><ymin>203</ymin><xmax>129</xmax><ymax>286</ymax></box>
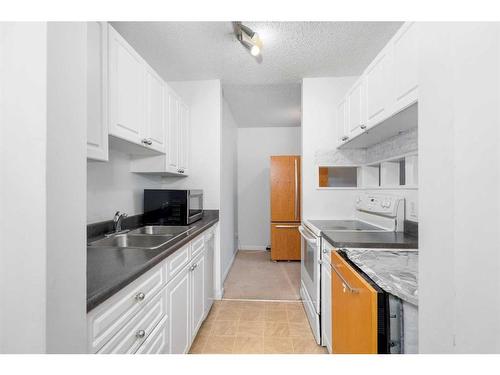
<box><xmin>271</xmin><ymin>223</ymin><xmax>301</xmax><ymax>261</ymax></box>
<box><xmin>167</xmin><ymin>266</ymin><xmax>190</xmax><ymax>354</ymax></box>
<box><xmin>204</xmin><ymin>232</ymin><xmax>215</xmax><ymax>315</ymax></box>
<box><xmin>331</xmin><ymin>251</ymin><xmax>378</xmax><ymax>354</ymax></box>
<box><xmin>166</xmin><ymin>91</ymin><xmax>179</xmax><ymax>171</ymax></box>
<box><xmin>347</xmin><ymin>77</ymin><xmax>366</xmax><ymax>138</ymax></box>
<box><xmin>322</xmin><ymin>259</ymin><xmax>332</xmax><ymax>353</ymax></box>
<box><xmin>178</xmin><ymin>102</ymin><xmax>189</xmax><ymax>174</ymax></box>
<box><xmin>86</xmin><ymin>21</ymin><xmax>109</xmax><ymax>161</ymax></box>
<box><xmin>270</xmin><ymin>156</ymin><xmax>300</xmax><ymax>222</ymax></box>
<box><xmin>365</xmin><ymin>46</ymin><xmax>392</xmax><ymax>128</ymax></box>
<box><xmin>108</xmin><ymin>25</ymin><xmax>145</xmax><ymax>143</ymax></box>
<box><xmin>135</xmin><ymin>316</ymin><xmax>169</xmax><ymax>354</ymax></box>
<box><xmin>392</xmin><ymin>22</ymin><xmax>418</xmax><ymax>112</ymax></box>
<box><xmin>337</xmin><ymin>98</ymin><xmax>348</xmax><ymax>144</ymax></box>
<box><xmin>191</xmin><ymin>254</ymin><xmax>205</xmax><ymax>339</ymax></box>
<box><xmin>145</xmin><ymin>67</ymin><xmax>165</xmax><ymax>153</ymax></box>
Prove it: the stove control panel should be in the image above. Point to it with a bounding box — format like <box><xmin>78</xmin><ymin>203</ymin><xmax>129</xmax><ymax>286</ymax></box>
<box><xmin>355</xmin><ymin>194</ymin><xmax>403</xmax><ymax>217</ymax></box>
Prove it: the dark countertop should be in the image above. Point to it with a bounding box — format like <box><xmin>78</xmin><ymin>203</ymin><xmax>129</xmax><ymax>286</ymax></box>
<box><xmin>87</xmin><ymin>210</ymin><xmax>219</xmax><ymax>312</ymax></box>
<box><xmin>322</xmin><ymin>230</ymin><xmax>418</xmax><ymax>249</ymax></box>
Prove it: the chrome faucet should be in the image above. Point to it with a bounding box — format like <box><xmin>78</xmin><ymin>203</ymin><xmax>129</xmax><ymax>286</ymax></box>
<box><xmin>113</xmin><ymin>211</ymin><xmax>128</xmax><ymax>234</ymax></box>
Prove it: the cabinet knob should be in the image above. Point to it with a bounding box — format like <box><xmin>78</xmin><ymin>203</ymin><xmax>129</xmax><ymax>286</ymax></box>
<box><xmin>135</xmin><ymin>292</ymin><xmax>146</xmax><ymax>301</ymax></box>
<box><xmin>341</xmin><ymin>136</ymin><xmax>349</xmax><ymax>141</ymax></box>
<box><xmin>142</xmin><ymin>138</ymin><xmax>153</xmax><ymax>146</ymax></box>
<box><xmin>360</xmin><ymin>124</ymin><xmax>367</xmax><ymax>130</ymax></box>
<box><xmin>136</xmin><ymin>330</ymin><xmax>146</xmax><ymax>339</ymax></box>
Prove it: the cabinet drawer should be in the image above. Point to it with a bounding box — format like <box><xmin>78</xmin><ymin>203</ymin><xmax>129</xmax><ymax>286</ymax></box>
<box><xmin>98</xmin><ymin>287</ymin><xmax>167</xmax><ymax>354</ymax></box>
<box><xmin>165</xmin><ymin>244</ymin><xmax>190</xmax><ymax>279</ymax></box>
<box><xmin>135</xmin><ymin>316</ymin><xmax>169</xmax><ymax>354</ymax></box>
<box><xmin>190</xmin><ymin>235</ymin><xmax>204</xmax><ymax>259</ymax></box>
<box><xmin>87</xmin><ymin>264</ymin><xmax>166</xmax><ymax>353</ymax></box>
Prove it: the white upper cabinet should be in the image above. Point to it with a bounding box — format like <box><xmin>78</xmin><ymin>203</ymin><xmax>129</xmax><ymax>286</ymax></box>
<box><xmin>178</xmin><ymin>101</ymin><xmax>190</xmax><ymax>175</ymax></box>
<box><xmin>391</xmin><ymin>22</ymin><xmax>418</xmax><ymax>112</ymax></box>
<box><xmin>167</xmin><ymin>90</ymin><xmax>180</xmax><ymax>171</ymax></box>
<box><xmin>130</xmin><ymin>86</ymin><xmax>190</xmax><ymax>176</ymax></box>
<box><xmin>346</xmin><ymin>77</ymin><xmax>367</xmax><ymax>138</ymax></box>
<box><xmin>145</xmin><ymin>67</ymin><xmax>165</xmax><ymax>153</ymax></box>
<box><xmin>107</xmin><ymin>24</ymin><xmax>166</xmax><ymax>154</ymax></box>
<box><xmin>108</xmin><ymin>25</ymin><xmax>145</xmax><ymax>144</ymax></box>
<box><xmin>336</xmin><ymin>22</ymin><xmax>418</xmax><ymax>149</ymax></box>
<box><xmin>337</xmin><ymin>97</ymin><xmax>348</xmax><ymax>144</ymax></box>
<box><xmin>86</xmin><ymin>21</ymin><xmax>109</xmax><ymax>161</ymax></box>
<box><xmin>365</xmin><ymin>45</ymin><xmax>392</xmax><ymax>128</ymax></box>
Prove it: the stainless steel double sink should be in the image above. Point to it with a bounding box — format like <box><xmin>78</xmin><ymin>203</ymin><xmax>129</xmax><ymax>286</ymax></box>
<box><xmin>88</xmin><ymin>226</ymin><xmax>195</xmax><ymax>249</ymax></box>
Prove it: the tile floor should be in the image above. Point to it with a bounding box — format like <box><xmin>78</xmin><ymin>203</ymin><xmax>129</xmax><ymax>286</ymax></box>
<box><xmin>189</xmin><ymin>300</ymin><xmax>328</xmax><ymax>354</ymax></box>
<box><xmin>223</xmin><ymin>251</ymin><xmax>301</xmax><ymax>300</ymax></box>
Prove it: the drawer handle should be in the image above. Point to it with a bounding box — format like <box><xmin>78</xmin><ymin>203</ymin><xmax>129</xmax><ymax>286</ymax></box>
<box><xmin>135</xmin><ymin>292</ymin><xmax>146</xmax><ymax>301</ymax></box>
<box><xmin>136</xmin><ymin>330</ymin><xmax>146</xmax><ymax>339</ymax></box>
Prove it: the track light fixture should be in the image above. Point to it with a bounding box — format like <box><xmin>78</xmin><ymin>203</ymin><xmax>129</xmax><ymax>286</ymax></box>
<box><xmin>233</xmin><ymin>22</ymin><xmax>262</xmax><ymax>58</ymax></box>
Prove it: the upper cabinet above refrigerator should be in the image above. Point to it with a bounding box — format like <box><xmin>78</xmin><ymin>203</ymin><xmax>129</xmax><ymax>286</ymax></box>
<box><xmin>337</xmin><ymin>22</ymin><xmax>418</xmax><ymax>150</ymax></box>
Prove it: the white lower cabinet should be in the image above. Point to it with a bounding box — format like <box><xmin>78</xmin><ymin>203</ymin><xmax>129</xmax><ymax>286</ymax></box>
<box><xmin>204</xmin><ymin>230</ymin><xmax>215</xmax><ymax>315</ymax></box>
<box><xmin>166</xmin><ymin>265</ymin><xmax>191</xmax><ymax>354</ymax></box>
<box><xmin>87</xmin><ymin>224</ymin><xmax>217</xmax><ymax>354</ymax></box>
<box><xmin>98</xmin><ymin>287</ymin><xmax>167</xmax><ymax>354</ymax></box>
<box><xmin>136</xmin><ymin>316</ymin><xmax>169</xmax><ymax>354</ymax></box>
<box><xmin>191</xmin><ymin>254</ymin><xmax>205</xmax><ymax>339</ymax></box>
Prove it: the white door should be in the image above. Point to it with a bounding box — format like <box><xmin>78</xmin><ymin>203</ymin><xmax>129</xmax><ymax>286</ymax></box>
<box><xmin>204</xmin><ymin>233</ymin><xmax>215</xmax><ymax>315</ymax></box>
<box><xmin>392</xmin><ymin>22</ymin><xmax>418</xmax><ymax>112</ymax></box>
<box><xmin>337</xmin><ymin>98</ymin><xmax>348</xmax><ymax>144</ymax></box>
<box><xmin>178</xmin><ymin>102</ymin><xmax>189</xmax><ymax>174</ymax></box>
<box><xmin>191</xmin><ymin>254</ymin><xmax>205</xmax><ymax>339</ymax></box>
<box><xmin>167</xmin><ymin>91</ymin><xmax>179</xmax><ymax>172</ymax></box>
<box><xmin>365</xmin><ymin>46</ymin><xmax>392</xmax><ymax>128</ymax></box>
<box><xmin>86</xmin><ymin>21</ymin><xmax>108</xmax><ymax>161</ymax></box>
<box><xmin>347</xmin><ymin>77</ymin><xmax>366</xmax><ymax>138</ymax></box>
<box><xmin>167</xmin><ymin>266</ymin><xmax>190</xmax><ymax>354</ymax></box>
<box><xmin>108</xmin><ymin>25</ymin><xmax>145</xmax><ymax>143</ymax></box>
<box><xmin>145</xmin><ymin>67</ymin><xmax>165</xmax><ymax>153</ymax></box>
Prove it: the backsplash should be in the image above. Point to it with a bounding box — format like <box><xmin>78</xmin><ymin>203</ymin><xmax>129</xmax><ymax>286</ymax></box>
<box><xmin>315</xmin><ymin>128</ymin><xmax>418</xmax><ymax>165</ymax></box>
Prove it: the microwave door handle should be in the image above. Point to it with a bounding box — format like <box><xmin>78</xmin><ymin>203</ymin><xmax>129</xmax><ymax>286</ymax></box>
<box><xmin>298</xmin><ymin>226</ymin><xmax>317</xmax><ymax>244</ymax></box>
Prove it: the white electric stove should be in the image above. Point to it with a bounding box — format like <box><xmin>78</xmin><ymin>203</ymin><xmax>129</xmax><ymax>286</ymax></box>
<box><xmin>298</xmin><ymin>193</ymin><xmax>405</xmax><ymax>345</ymax></box>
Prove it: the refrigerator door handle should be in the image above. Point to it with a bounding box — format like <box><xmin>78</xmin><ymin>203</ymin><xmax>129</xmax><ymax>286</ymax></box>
<box><xmin>294</xmin><ymin>158</ymin><xmax>298</xmax><ymax>220</ymax></box>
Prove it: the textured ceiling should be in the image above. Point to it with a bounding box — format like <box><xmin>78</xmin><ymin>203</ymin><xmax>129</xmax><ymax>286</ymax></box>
<box><xmin>111</xmin><ymin>22</ymin><xmax>402</xmax><ymax>127</ymax></box>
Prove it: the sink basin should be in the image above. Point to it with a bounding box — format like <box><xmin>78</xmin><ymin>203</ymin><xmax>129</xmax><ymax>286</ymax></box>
<box><xmin>129</xmin><ymin>225</ymin><xmax>194</xmax><ymax>236</ymax></box>
<box><xmin>89</xmin><ymin>234</ymin><xmax>173</xmax><ymax>249</ymax></box>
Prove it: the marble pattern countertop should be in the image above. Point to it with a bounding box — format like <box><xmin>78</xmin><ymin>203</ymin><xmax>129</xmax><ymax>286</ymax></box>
<box><xmin>87</xmin><ymin>210</ymin><xmax>219</xmax><ymax>312</ymax></box>
<box><xmin>341</xmin><ymin>249</ymin><xmax>418</xmax><ymax>306</ymax></box>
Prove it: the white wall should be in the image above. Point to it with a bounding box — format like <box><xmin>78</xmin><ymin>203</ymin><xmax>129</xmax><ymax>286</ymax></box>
<box><xmin>302</xmin><ymin>77</ymin><xmax>358</xmax><ymax>219</ymax></box>
<box><xmin>45</xmin><ymin>22</ymin><xmax>87</xmax><ymax>353</ymax></box>
<box><xmin>220</xmin><ymin>98</ymin><xmax>238</xmax><ymax>277</ymax></box>
<box><xmin>418</xmin><ymin>22</ymin><xmax>500</xmax><ymax>353</ymax></box>
<box><xmin>161</xmin><ymin>80</ymin><xmax>221</xmax><ymax>210</ymax></box>
<box><xmin>0</xmin><ymin>22</ymin><xmax>48</xmax><ymax>354</ymax></box>
<box><xmin>87</xmin><ymin>149</ymin><xmax>163</xmax><ymax>223</ymax></box>
<box><xmin>237</xmin><ymin>127</ymin><xmax>301</xmax><ymax>249</ymax></box>
<box><xmin>0</xmin><ymin>22</ymin><xmax>87</xmax><ymax>353</ymax></box>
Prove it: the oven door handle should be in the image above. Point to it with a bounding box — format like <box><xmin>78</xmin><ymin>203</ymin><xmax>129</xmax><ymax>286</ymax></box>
<box><xmin>298</xmin><ymin>226</ymin><xmax>317</xmax><ymax>244</ymax></box>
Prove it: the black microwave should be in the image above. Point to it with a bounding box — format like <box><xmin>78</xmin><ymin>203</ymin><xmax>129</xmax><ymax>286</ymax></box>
<box><xmin>143</xmin><ymin>189</ymin><xmax>203</xmax><ymax>225</ymax></box>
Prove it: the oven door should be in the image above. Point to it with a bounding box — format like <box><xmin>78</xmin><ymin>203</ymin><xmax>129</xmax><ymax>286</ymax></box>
<box><xmin>299</xmin><ymin>225</ymin><xmax>320</xmax><ymax>313</ymax></box>
<box><xmin>187</xmin><ymin>190</ymin><xmax>203</xmax><ymax>223</ymax></box>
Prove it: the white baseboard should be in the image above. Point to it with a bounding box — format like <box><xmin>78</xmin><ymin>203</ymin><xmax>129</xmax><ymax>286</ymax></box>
<box><xmin>222</xmin><ymin>250</ymin><xmax>237</xmax><ymax>282</ymax></box>
<box><xmin>238</xmin><ymin>245</ymin><xmax>268</xmax><ymax>251</ymax></box>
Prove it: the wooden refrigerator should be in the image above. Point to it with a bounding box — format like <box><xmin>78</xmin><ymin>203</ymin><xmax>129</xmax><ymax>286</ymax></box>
<box><xmin>270</xmin><ymin>155</ymin><xmax>301</xmax><ymax>261</ymax></box>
